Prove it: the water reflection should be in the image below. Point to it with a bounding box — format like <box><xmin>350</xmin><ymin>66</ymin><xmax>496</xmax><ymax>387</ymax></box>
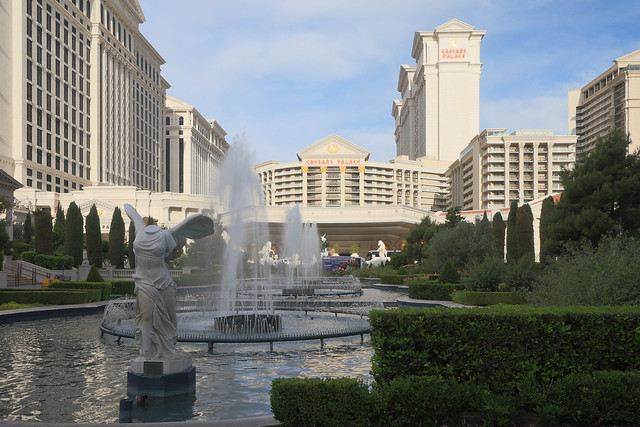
<box><xmin>0</xmin><ymin>313</ymin><xmax>376</xmax><ymax>423</ymax></box>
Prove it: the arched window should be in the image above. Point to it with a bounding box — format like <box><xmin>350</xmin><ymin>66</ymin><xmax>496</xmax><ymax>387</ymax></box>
<box><xmin>179</xmin><ymin>116</ymin><xmax>184</xmax><ymax>126</ymax></box>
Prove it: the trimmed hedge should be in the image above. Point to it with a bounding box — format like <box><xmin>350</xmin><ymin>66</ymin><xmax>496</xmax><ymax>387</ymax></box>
<box><xmin>452</xmin><ymin>291</ymin><xmax>526</xmax><ymax>306</ymax></box>
<box><xmin>20</xmin><ymin>252</ymin><xmax>74</xmax><ymax>270</ymax></box>
<box><xmin>50</xmin><ymin>281</ymin><xmax>112</xmax><ymax>300</ymax></box>
<box><xmin>537</xmin><ymin>370</ymin><xmax>640</xmax><ymax>425</ymax></box>
<box><xmin>369</xmin><ymin>305</ymin><xmax>640</xmax><ymax>395</ymax></box>
<box><xmin>271</xmin><ymin>377</ymin><xmax>371</xmax><ymax>426</ymax></box>
<box><xmin>0</xmin><ymin>289</ymin><xmax>89</xmax><ymax>305</ymax></box>
<box><xmin>379</xmin><ymin>274</ymin><xmax>416</xmax><ymax>285</ymax></box>
<box><xmin>406</xmin><ymin>278</ymin><xmax>465</xmax><ymax>300</ymax></box>
<box><xmin>174</xmin><ymin>271</ymin><xmax>221</xmax><ymax>286</ymax></box>
<box><xmin>111</xmin><ymin>281</ymin><xmax>135</xmax><ymax>296</ymax></box>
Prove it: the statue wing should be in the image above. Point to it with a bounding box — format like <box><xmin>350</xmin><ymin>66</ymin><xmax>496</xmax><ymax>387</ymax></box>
<box><xmin>169</xmin><ymin>214</ymin><xmax>215</xmax><ymax>249</ymax></box>
<box><xmin>124</xmin><ymin>204</ymin><xmax>145</xmax><ymax>234</ymax></box>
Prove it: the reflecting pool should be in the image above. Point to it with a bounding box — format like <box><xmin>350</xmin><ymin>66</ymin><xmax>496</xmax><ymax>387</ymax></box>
<box><xmin>0</xmin><ymin>288</ymin><xmax>403</xmax><ymax>423</ymax></box>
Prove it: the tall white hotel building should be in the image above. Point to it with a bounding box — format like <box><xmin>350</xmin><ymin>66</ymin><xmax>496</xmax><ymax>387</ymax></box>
<box><xmin>0</xmin><ymin>0</ymin><xmax>227</xmax><ymax>230</ymax></box>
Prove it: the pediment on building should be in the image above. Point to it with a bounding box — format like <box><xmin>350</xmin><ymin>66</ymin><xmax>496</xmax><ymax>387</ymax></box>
<box><xmin>166</xmin><ymin>95</ymin><xmax>193</xmax><ymax>110</ymax></box>
<box><xmin>296</xmin><ymin>134</ymin><xmax>370</xmax><ymax>162</ymax></box>
<box><xmin>615</xmin><ymin>48</ymin><xmax>640</xmax><ymax>65</ymax></box>
<box><xmin>435</xmin><ymin>19</ymin><xmax>476</xmax><ymax>32</ymax></box>
<box><xmin>0</xmin><ymin>169</ymin><xmax>23</xmax><ymax>191</ymax></box>
<box><xmin>78</xmin><ymin>199</ymin><xmax>118</xmax><ymax>218</ymax></box>
<box><xmin>126</xmin><ymin>0</ymin><xmax>146</xmax><ymax>23</ymax></box>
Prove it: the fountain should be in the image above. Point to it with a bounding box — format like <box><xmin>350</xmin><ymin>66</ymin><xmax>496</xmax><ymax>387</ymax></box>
<box><xmin>101</xmin><ymin>141</ymin><xmax>381</xmax><ymax>353</ymax></box>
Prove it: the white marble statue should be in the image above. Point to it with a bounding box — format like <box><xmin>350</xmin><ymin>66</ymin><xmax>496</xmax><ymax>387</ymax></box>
<box><xmin>320</xmin><ymin>234</ymin><xmax>329</xmax><ymax>257</ymax></box>
<box><xmin>377</xmin><ymin>240</ymin><xmax>388</xmax><ymax>259</ymax></box>
<box><xmin>259</xmin><ymin>241</ymin><xmax>276</xmax><ymax>266</ymax></box>
<box><xmin>125</xmin><ymin>204</ymin><xmax>214</xmax><ymax>361</ymax></box>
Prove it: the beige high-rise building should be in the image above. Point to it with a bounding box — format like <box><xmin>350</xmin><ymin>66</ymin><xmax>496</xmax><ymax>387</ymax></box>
<box><xmin>446</xmin><ymin>129</ymin><xmax>577</xmax><ymax>210</ymax></box>
<box><xmin>568</xmin><ymin>49</ymin><xmax>640</xmax><ymax>154</ymax></box>
<box><xmin>393</xmin><ymin>19</ymin><xmax>485</xmax><ymax>163</ymax></box>
<box><xmin>164</xmin><ymin>96</ymin><xmax>228</xmax><ymax>195</ymax></box>
<box><xmin>0</xmin><ymin>0</ymin><xmax>167</xmax><ymax>193</ymax></box>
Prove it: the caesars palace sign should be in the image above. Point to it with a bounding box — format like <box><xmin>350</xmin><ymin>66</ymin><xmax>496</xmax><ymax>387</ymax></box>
<box><xmin>302</xmin><ymin>142</ymin><xmax>363</xmax><ymax>165</ymax></box>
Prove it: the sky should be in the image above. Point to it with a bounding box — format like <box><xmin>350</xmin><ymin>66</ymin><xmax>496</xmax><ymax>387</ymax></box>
<box><xmin>137</xmin><ymin>0</ymin><xmax>640</xmax><ymax>164</ymax></box>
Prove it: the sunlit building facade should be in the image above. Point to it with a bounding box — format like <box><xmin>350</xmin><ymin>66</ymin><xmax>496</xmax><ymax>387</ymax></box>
<box><xmin>446</xmin><ymin>129</ymin><xmax>576</xmax><ymax>210</ymax></box>
<box><xmin>568</xmin><ymin>49</ymin><xmax>640</xmax><ymax>154</ymax></box>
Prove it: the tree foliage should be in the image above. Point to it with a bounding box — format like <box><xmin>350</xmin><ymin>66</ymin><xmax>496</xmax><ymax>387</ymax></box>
<box><xmin>34</xmin><ymin>208</ymin><xmax>54</xmax><ymax>255</ymax></box>
<box><xmin>492</xmin><ymin>212</ymin><xmax>506</xmax><ymax>260</ymax></box>
<box><xmin>108</xmin><ymin>206</ymin><xmax>126</xmax><ymax>268</ymax></box>
<box><xmin>538</xmin><ymin>196</ymin><xmax>555</xmax><ymax>261</ymax></box>
<box><xmin>64</xmin><ymin>202</ymin><xmax>84</xmax><ymax>267</ymax></box>
<box><xmin>53</xmin><ymin>204</ymin><xmax>66</xmax><ymax>253</ymax></box>
<box><xmin>24</xmin><ymin>211</ymin><xmax>33</xmax><ymax>245</ymax></box>
<box><xmin>444</xmin><ymin>206</ymin><xmax>464</xmax><ymax>228</ymax></box>
<box><xmin>516</xmin><ymin>203</ymin><xmax>534</xmax><ymax>262</ymax></box>
<box><xmin>85</xmin><ymin>204</ymin><xmax>102</xmax><ymax>267</ymax></box>
<box><xmin>404</xmin><ymin>216</ymin><xmax>442</xmax><ymax>262</ymax></box>
<box><xmin>544</xmin><ymin>131</ymin><xmax>640</xmax><ymax>255</ymax></box>
<box><xmin>506</xmin><ymin>201</ymin><xmax>518</xmax><ymax>262</ymax></box>
<box><xmin>128</xmin><ymin>220</ymin><xmax>136</xmax><ymax>269</ymax></box>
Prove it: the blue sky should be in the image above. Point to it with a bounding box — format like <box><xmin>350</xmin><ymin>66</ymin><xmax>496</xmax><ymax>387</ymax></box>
<box><xmin>138</xmin><ymin>0</ymin><xmax>640</xmax><ymax>164</ymax></box>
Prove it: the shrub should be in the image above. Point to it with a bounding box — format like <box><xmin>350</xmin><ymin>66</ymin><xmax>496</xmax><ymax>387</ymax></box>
<box><xmin>271</xmin><ymin>377</ymin><xmax>371</xmax><ymax>426</ymax></box>
<box><xmin>537</xmin><ymin>370</ymin><xmax>640</xmax><ymax>425</ymax></box>
<box><xmin>379</xmin><ymin>274</ymin><xmax>414</xmax><ymax>285</ymax></box>
<box><xmin>369</xmin><ymin>305</ymin><xmax>640</xmax><ymax>395</ymax></box>
<box><xmin>452</xmin><ymin>291</ymin><xmax>526</xmax><ymax>306</ymax></box>
<box><xmin>32</xmin><ymin>254</ymin><xmax>74</xmax><ymax>270</ymax></box>
<box><xmin>21</xmin><ymin>251</ymin><xmax>36</xmax><ymax>263</ymax></box>
<box><xmin>174</xmin><ymin>270</ymin><xmax>221</xmax><ymax>286</ymax></box>
<box><xmin>406</xmin><ymin>278</ymin><xmax>465</xmax><ymax>300</ymax></box>
<box><xmin>503</xmin><ymin>256</ymin><xmax>538</xmax><ymax>292</ymax></box>
<box><xmin>529</xmin><ymin>234</ymin><xmax>640</xmax><ymax>306</ymax></box>
<box><xmin>49</xmin><ymin>281</ymin><xmax>112</xmax><ymax>300</ymax></box>
<box><xmin>111</xmin><ymin>281</ymin><xmax>135</xmax><ymax>296</ymax></box>
<box><xmin>85</xmin><ymin>265</ymin><xmax>105</xmax><ymax>282</ymax></box>
<box><xmin>439</xmin><ymin>260</ymin><xmax>460</xmax><ymax>284</ymax></box>
<box><xmin>462</xmin><ymin>257</ymin><xmax>504</xmax><ymax>291</ymax></box>
<box><xmin>0</xmin><ymin>289</ymin><xmax>88</xmax><ymax>305</ymax></box>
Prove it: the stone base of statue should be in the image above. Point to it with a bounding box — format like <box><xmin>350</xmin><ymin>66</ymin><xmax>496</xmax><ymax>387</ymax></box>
<box><xmin>127</xmin><ymin>355</ymin><xmax>196</xmax><ymax>398</ymax></box>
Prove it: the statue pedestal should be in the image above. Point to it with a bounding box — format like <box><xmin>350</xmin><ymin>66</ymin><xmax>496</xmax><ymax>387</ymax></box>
<box><xmin>127</xmin><ymin>355</ymin><xmax>195</xmax><ymax>397</ymax></box>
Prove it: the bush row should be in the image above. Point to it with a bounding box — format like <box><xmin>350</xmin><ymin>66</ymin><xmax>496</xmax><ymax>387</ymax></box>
<box><xmin>21</xmin><ymin>252</ymin><xmax>74</xmax><ymax>270</ymax></box>
<box><xmin>174</xmin><ymin>270</ymin><xmax>221</xmax><ymax>286</ymax></box>
<box><xmin>369</xmin><ymin>305</ymin><xmax>640</xmax><ymax>394</ymax></box>
<box><xmin>379</xmin><ymin>274</ymin><xmax>416</xmax><ymax>285</ymax></box>
<box><xmin>50</xmin><ymin>281</ymin><xmax>112</xmax><ymax>300</ymax></box>
<box><xmin>406</xmin><ymin>278</ymin><xmax>465</xmax><ymax>300</ymax></box>
<box><xmin>111</xmin><ymin>281</ymin><xmax>135</xmax><ymax>296</ymax></box>
<box><xmin>271</xmin><ymin>371</ymin><xmax>640</xmax><ymax>426</ymax></box>
<box><xmin>452</xmin><ymin>290</ymin><xmax>526</xmax><ymax>306</ymax></box>
<box><xmin>0</xmin><ymin>289</ymin><xmax>89</xmax><ymax>305</ymax></box>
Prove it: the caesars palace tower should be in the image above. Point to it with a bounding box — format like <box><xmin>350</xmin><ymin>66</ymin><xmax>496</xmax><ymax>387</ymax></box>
<box><xmin>393</xmin><ymin>19</ymin><xmax>485</xmax><ymax>165</ymax></box>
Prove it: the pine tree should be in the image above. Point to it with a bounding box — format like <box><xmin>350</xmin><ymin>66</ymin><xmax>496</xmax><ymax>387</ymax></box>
<box><xmin>128</xmin><ymin>220</ymin><xmax>136</xmax><ymax>269</ymax></box>
<box><xmin>24</xmin><ymin>211</ymin><xmax>33</xmax><ymax>245</ymax></box>
<box><xmin>506</xmin><ymin>201</ymin><xmax>518</xmax><ymax>262</ymax></box>
<box><xmin>65</xmin><ymin>202</ymin><xmax>84</xmax><ymax>267</ymax></box>
<box><xmin>492</xmin><ymin>212</ymin><xmax>506</xmax><ymax>260</ymax></box>
<box><xmin>85</xmin><ymin>204</ymin><xmax>102</xmax><ymax>267</ymax></box>
<box><xmin>109</xmin><ymin>207</ymin><xmax>126</xmax><ymax>268</ymax></box>
<box><xmin>53</xmin><ymin>204</ymin><xmax>66</xmax><ymax>252</ymax></box>
<box><xmin>516</xmin><ymin>203</ymin><xmax>534</xmax><ymax>262</ymax></box>
<box><xmin>539</xmin><ymin>196</ymin><xmax>555</xmax><ymax>261</ymax></box>
<box><xmin>34</xmin><ymin>209</ymin><xmax>54</xmax><ymax>255</ymax></box>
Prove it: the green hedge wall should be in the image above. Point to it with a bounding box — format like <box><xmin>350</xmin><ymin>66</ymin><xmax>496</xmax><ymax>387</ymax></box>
<box><xmin>271</xmin><ymin>377</ymin><xmax>371</xmax><ymax>426</ymax></box>
<box><xmin>50</xmin><ymin>281</ymin><xmax>112</xmax><ymax>300</ymax></box>
<box><xmin>369</xmin><ymin>305</ymin><xmax>640</xmax><ymax>394</ymax></box>
<box><xmin>0</xmin><ymin>290</ymin><xmax>89</xmax><ymax>305</ymax></box>
<box><xmin>452</xmin><ymin>291</ymin><xmax>526</xmax><ymax>306</ymax></box>
<box><xmin>20</xmin><ymin>252</ymin><xmax>74</xmax><ymax>270</ymax></box>
<box><xmin>174</xmin><ymin>271</ymin><xmax>221</xmax><ymax>286</ymax></box>
<box><xmin>406</xmin><ymin>278</ymin><xmax>465</xmax><ymax>300</ymax></box>
<box><xmin>111</xmin><ymin>281</ymin><xmax>135</xmax><ymax>296</ymax></box>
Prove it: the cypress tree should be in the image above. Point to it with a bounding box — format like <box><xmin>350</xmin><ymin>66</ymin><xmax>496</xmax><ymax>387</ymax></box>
<box><xmin>53</xmin><ymin>204</ymin><xmax>66</xmax><ymax>252</ymax></box>
<box><xmin>34</xmin><ymin>209</ymin><xmax>54</xmax><ymax>255</ymax></box>
<box><xmin>24</xmin><ymin>211</ymin><xmax>33</xmax><ymax>245</ymax></box>
<box><xmin>506</xmin><ymin>200</ymin><xmax>518</xmax><ymax>262</ymax></box>
<box><xmin>516</xmin><ymin>203</ymin><xmax>535</xmax><ymax>262</ymax></box>
<box><xmin>128</xmin><ymin>220</ymin><xmax>136</xmax><ymax>269</ymax></box>
<box><xmin>492</xmin><ymin>212</ymin><xmax>506</xmax><ymax>260</ymax></box>
<box><xmin>539</xmin><ymin>196</ymin><xmax>555</xmax><ymax>261</ymax></box>
<box><xmin>65</xmin><ymin>202</ymin><xmax>84</xmax><ymax>267</ymax></box>
<box><xmin>109</xmin><ymin>207</ymin><xmax>126</xmax><ymax>268</ymax></box>
<box><xmin>85</xmin><ymin>204</ymin><xmax>102</xmax><ymax>267</ymax></box>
